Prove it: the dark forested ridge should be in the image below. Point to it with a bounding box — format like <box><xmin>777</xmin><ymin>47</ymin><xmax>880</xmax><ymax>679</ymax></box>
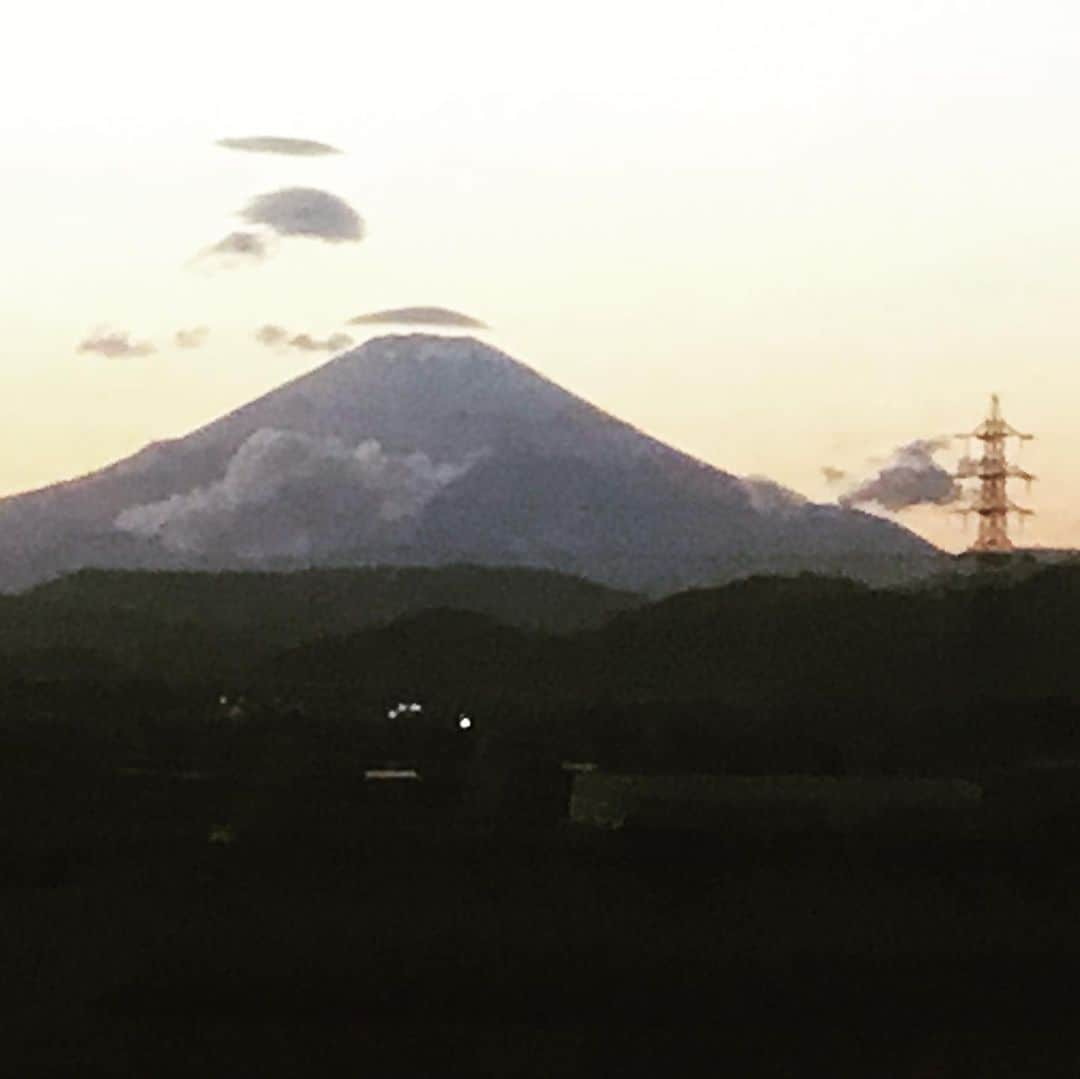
<box><xmin>247</xmin><ymin>556</ymin><xmax>1080</xmax><ymax>774</ymax></box>
<box><xmin>3</xmin><ymin>555</ymin><xmax>1080</xmax><ymax>776</ymax></box>
<box><xmin>0</xmin><ymin>565</ymin><xmax>641</xmax><ymax>682</ymax></box>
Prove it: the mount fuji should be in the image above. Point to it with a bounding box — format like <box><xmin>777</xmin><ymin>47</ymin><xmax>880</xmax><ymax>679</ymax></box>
<box><xmin>0</xmin><ymin>335</ymin><xmax>939</xmax><ymax>593</ymax></box>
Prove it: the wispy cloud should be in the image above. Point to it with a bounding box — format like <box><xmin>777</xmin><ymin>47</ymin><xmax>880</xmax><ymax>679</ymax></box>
<box><xmin>240</xmin><ymin>188</ymin><xmax>363</xmax><ymax>243</ymax></box>
<box><xmin>78</xmin><ymin>329</ymin><xmax>155</xmax><ymax>359</ymax></box>
<box><xmin>199</xmin><ymin>230</ymin><xmax>271</xmax><ymax>266</ymax></box>
<box><xmin>216</xmin><ymin>136</ymin><xmax>342</xmax><ymax>157</ymax></box>
<box><xmin>348</xmin><ymin>306</ymin><xmax>488</xmax><ymax>329</ymax></box>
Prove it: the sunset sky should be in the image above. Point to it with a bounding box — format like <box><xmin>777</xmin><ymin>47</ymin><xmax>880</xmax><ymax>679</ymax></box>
<box><xmin>3</xmin><ymin>0</ymin><xmax>1078</xmax><ymax>550</ymax></box>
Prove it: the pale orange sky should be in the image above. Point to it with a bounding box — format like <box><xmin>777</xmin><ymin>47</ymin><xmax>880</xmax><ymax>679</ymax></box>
<box><xmin>2</xmin><ymin>0</ymin><xmax>1078</xmax><ymax>551</ymax></box>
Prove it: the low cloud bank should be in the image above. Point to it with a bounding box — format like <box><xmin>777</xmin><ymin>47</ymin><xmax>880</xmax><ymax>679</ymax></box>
<box><xmin>114</xmin><ymin>429</ymin><xmax>477</xmax><ymax>558</ymax></box>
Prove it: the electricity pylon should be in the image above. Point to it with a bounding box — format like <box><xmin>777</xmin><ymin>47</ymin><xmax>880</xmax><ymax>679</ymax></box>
<box><xmin>955</xmin><ymin>394</ymin><xmax>1034</xmax><ymax>552</ymax></box>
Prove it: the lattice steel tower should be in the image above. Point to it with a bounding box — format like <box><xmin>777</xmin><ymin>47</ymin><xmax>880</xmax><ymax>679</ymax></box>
<box><xmin>955</xmin><ymin>394</ymin><xmax>1034</xmax><ymax>552</ymax></box>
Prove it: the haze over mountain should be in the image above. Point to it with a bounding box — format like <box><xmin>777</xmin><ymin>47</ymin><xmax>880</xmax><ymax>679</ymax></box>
<box><xmin>0</xmin><ymin>335</ymin><xmax>939</xmax><ymax>592</ymax></box>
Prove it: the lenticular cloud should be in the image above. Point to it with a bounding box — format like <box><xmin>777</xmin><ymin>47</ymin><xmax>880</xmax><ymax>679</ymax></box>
<box><xmin>216</xmin><ymin>136</ymin><xmax>342</xmax><ymax>157</ymax></box>
<box><xmin>240</xmin><ymin>188</ymin><xmax>363</xmax><ymax>244</ymax></box>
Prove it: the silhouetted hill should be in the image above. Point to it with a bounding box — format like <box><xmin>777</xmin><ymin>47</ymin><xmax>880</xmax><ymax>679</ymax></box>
<box><xmin>259</xmin><ymin>563</ymin><xmax>1080</xmax><ymax>773</ymax></box>
<box><xmin>9</xmin><ymin>558</ymin><xmax>1080</xmax><ymax>774</ymax></box>
<box><xmin>0</xmin><ymin>565</ymin><xmax>639</xmax><ymax>682</ymax></box>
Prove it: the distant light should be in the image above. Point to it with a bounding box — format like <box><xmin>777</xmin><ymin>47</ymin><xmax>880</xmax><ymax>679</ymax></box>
<box><xmin>387</xmin><ymin>709</ymin><xmax>397</xmax><ymax>719</ymax></box>
<box><xmin>219</xmin><ymin>695</ymin><xmax>228</xmax><ymax>705</ymax></box>
<box><xmin>409</xmin><ymin>703</ymin><xmax>422</xmax><ymax>713</ymax></box>
<box><xmin>458</xmin><ymin>716</ymin><xmax>472</xmax><ymax>730</ymax></box>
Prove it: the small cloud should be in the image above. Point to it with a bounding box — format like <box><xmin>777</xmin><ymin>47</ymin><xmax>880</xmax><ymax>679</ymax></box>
<box><xmin>255</xmin><ymin>324</ymin><xmax>289</xmax><ymax>347</ymax></box>
<box><xmin>821</xmin><ymin>466</ymin><xmax>847</xmax><ymax>486</ymax></box>
<box><xmin>240</xmin><ymin>188</ymin><xmax>363</xmax><ymax>243</ymax></box>
<box><xmin>289</xmin><ymin>332</ymin><xmax>354</xmax><ymax>353</ymax></box>
<box><xmin>348</xmin><ymin>306</ymin><xmax>488</xmax><ymax>329</ymax></box>
<box><xmin>200</xmin><ymin>230</ymin><xmax>271</xmax><ymax>265</ymax></box>
<box><xmin>78</xmin><ymin>329</ymin><xmax>155</xmax><ymax>359</ymax></box>
<box><xmin>175</xmin><ymin>326</ymin><xmax>210</xmax><ymax>349</ymax></box>
<box><xmin>216</xmin><ymin>135</ymin><xmax>342</xmax><ymax>157</ymax></box>
<box><xmin>254</xmin><ymin>326</ymin><xmax>353</xmax><ymax>353</ymax></box>
<box><xmin>840</xmin><ymin>438</ymin><xmax>960</xmax><ymax>512</ymax></box>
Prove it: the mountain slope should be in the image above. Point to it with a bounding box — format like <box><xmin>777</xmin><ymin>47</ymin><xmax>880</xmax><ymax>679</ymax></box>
<box><xmin>0</xmin><ymin>335</ymin><xmax>940</xmax><ymax>591</ymax></box>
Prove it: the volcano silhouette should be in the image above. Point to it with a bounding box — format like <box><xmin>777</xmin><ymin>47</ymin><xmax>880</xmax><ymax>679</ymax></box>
<box><xmin>0</xmin><ymin>335</ymin><xmax>938</xmax><ymax>592</ymax></box>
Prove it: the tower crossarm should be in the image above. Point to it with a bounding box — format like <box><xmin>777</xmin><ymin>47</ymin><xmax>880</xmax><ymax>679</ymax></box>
<box><xmin>954</xmin><ymin>393</ymin><xmax>1033</xmax><ymax>442</ymax></box>
<box><xmin>954</xmin><ymin>500</ymin><xmax>1034</xmax><ymax>516</ymax></box>
<box><xmin>954</xmin><ymin>461</ymin><xmax>1035</xmax><ymax>482</ymax></box>
<box><xmin>955</xmin><ymin>424</ymin><xmax>1034</xmax><ymax>441</ymax></box>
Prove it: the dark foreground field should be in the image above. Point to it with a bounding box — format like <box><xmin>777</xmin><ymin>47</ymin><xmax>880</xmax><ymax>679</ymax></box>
<box><xmin>6</xmin><ymin>808</ymin><xmax>1080</xmax><ymax>1079</ymax></box>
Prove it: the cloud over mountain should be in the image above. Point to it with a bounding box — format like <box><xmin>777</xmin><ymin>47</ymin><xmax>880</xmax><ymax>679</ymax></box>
<box><xmin>78</xmin><ymin>330</ymin><xmax>155</xmax><ymax>359</ymax></box>
<box><xmin>240</xmin><ymin>188</ymin><xmax>363</xmax><ymax>243</ymax></box>
<box><xmin>216</xmin><ymin>136</ymin><xmax>342</xmax><ymax>156</ymax></box>
<box><xmin>840</xmin><ymin>438</ymin><xmax>960</xmax><ymax>512</ymax></box>
<box><xmin>348</xmin><ymin>306</ymin><xmax>488</xmax><ymax>329</ymax></box>
<box><xmin>114</xmin><ymin>428</ymin><xmax>476</xmax><ymax>559</ymax></box>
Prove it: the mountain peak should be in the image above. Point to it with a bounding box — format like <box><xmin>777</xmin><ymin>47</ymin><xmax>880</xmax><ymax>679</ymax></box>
<box><xmin>336</xmin><ymin>333</ymin><xmax>527</xmax><ymax>375</ymax></box>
